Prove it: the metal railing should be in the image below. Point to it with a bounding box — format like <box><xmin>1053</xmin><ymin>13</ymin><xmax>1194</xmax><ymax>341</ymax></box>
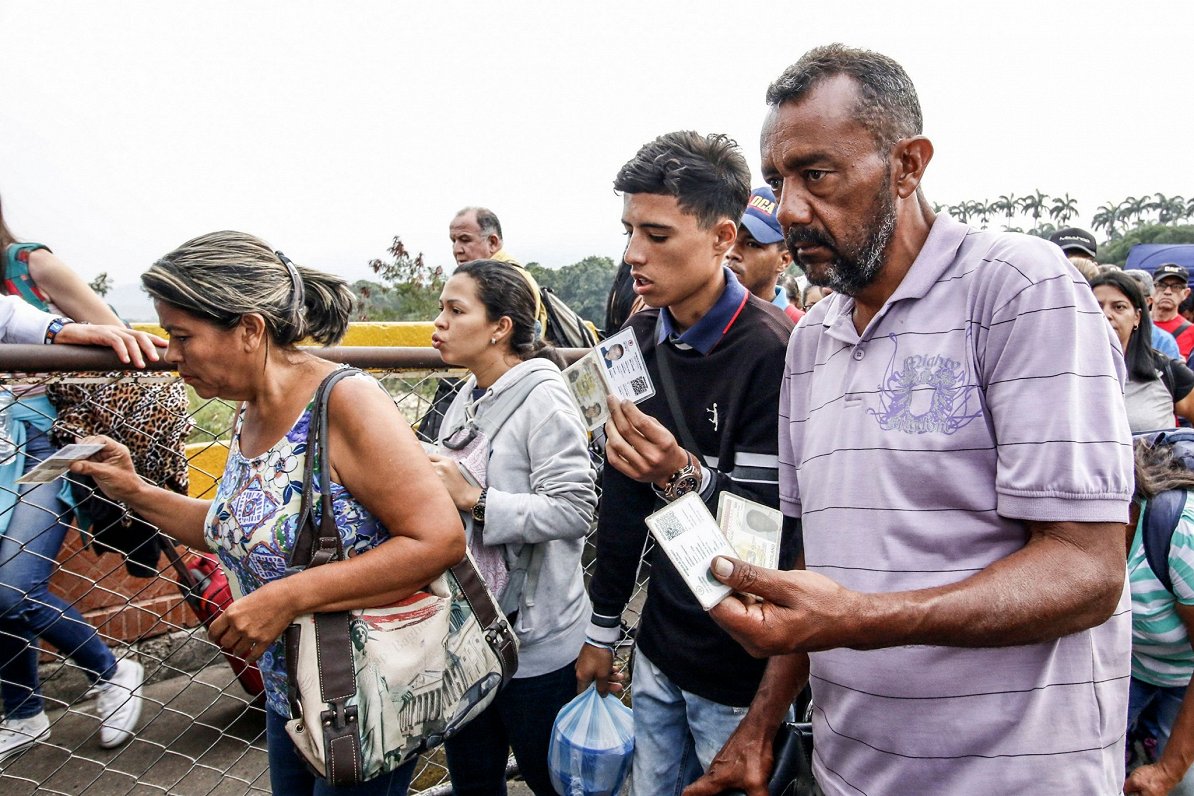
<box><xmin>0</xmin><ymin>345</ymin><xmax>647</xmax><ymax>795</ymax></box>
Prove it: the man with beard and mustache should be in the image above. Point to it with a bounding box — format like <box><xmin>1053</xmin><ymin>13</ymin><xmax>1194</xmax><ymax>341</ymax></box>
<box><xmin>686</xmin><ymin>45</ymin><xmax>1133</xmax><ymax>796</ymax></box>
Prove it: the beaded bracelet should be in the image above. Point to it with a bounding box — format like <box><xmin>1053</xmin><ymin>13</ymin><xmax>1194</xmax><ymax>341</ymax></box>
<box><xmin>44</xmin><ymin>317</ymin><xmax>75</xmax><ymax>345</ymax></box>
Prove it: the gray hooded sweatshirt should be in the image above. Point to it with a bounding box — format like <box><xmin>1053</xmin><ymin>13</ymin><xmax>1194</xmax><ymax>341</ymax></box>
<box><xmin>438</xmin><ymin>358</ymin><xmax>596</xmax><ymax>678</ymax></box>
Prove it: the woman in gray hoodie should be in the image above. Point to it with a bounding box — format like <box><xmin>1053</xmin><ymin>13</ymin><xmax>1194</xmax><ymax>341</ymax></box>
<box><xmin>428</xmin><ymin>259</ymin><xmax>597</xmax><ymax>796</ymax></box>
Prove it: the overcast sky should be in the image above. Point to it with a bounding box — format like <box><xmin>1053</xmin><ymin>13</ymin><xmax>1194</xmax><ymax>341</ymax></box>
<box><xmin>2</xmin><ymin>1</ymin><xmax>1191</xmax><ymax>316</ymax></box>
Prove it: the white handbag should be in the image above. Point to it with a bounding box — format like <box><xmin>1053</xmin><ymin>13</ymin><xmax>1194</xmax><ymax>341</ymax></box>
<box><xmin>283</xmin><ymin>369</ymin><xmax>519</xmax><ymax>785</ymax></box>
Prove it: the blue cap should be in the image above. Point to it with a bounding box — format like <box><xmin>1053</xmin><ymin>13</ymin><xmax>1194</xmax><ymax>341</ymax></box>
<box><xmin>740</xmin><ymin>187</ymin><xmax>784</xmax><ymax>245</ymax></box>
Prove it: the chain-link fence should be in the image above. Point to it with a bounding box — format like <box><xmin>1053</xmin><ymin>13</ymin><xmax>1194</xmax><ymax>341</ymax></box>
<box><xmin>0</xmin><ymin>345</ymin><xmax>648</xmax><ymax>796</ymax></box>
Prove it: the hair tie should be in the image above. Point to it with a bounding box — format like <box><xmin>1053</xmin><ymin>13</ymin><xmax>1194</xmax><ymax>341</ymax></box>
<box><xmin>274</xmin><ymin>250</ymin><xmax>306</xmax><ymax>314</ymax></box>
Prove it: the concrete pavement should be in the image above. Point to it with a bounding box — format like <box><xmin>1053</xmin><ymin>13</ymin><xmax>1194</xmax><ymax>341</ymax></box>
<box><xmin>1</xmin><ymin>662</ymin><xmax>534</xmax><ymax>795</ymax></box>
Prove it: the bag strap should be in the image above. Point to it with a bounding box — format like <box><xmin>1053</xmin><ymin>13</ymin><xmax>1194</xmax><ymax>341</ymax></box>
<box><xmin>1142</xmin><ymin>492</ymin><xmax>1180</xmax><ymax>594</ymax></box>
<box><xmin>1176</xmin><ymin>321</ymin><xmax>1193</xmax><ymax>340</ymax></box>
<box><xmin>288</xmin><ymin>367</ymin><xmax>363</xmax><ymax>572</ymax></box>
<box><xmin>654</xmin><ymin>342</ymin><xmax>708</xmax><ymax>468</ymax></box>
<box><xmin>284</xmin><ymin>367</ymin><xmax>368</xmax><ymax>785</ymax></box>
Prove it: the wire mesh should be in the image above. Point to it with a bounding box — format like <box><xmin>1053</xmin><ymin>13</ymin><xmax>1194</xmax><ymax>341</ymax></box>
<box><xmin>0</xmin><ymin>349</ymin><xmax>648</xmax><ymax>795</ymax></box>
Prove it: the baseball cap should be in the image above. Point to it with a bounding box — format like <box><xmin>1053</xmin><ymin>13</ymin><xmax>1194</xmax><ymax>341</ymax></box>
<box><xmin>1154</xmin><ymin>263</ymin><xmax>1190</xmax><ymax>284</ymax></box>
<box><xmin>740</xmin><ymin>187</ymin><xmax>784</xmax><ymax>245</ymax></box>
<box><xmin>1049</xmin><ymin>227</ymin><xmax>1097</xmax><ymax>257</ymax></box>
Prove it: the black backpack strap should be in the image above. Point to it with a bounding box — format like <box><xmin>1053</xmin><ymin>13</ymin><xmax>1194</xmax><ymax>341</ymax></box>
<box><xmin>1160</xmin><ymin>356</ymin><xmax>1178</xmax><ymax>400</ymax></box>
<box><xmin>1176</xmin><ymin>321</ymin><xmax>1193</xmax><ymax>340</ymax></box>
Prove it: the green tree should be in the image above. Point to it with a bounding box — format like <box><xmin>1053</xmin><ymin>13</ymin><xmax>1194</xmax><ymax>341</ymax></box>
<box><xmin>1096</xmin><ymin>223</ymin><xmax>1194</xmax><ymax>267</ymax></box>
<box><xmin>1049</xmin><ymin>193</ymin><xmax>1079</xmax><ymax>225</ymax></box>
<box><xmin>88</xmin><ymin>272</ymin><xmax>112</xmax><ymax>297</ymax></box>
<box><xmin>356</xmin><ymin>236</ymin><xmax>445</xmax><ymax>321</ymax></box>
<box><xmin>529</xmin><ymin>256</ymin><xmax>617</xmax><ymax>322</ymax></box>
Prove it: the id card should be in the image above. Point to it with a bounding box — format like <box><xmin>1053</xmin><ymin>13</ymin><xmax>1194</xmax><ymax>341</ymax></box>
<box><xmin>562</xmin><ymin>351</ymin><xmax>612</xmax><ymax>431</ymax></box>
<box><xmin>597</xmin><ymin>327</ymin><xmax>655</xmax><ymax>403</ymax></box>
<box><xmin>645</xmin><ymin>492</ymin><xmax>736</xmax><ymax>610</ymax></box>
<box><xmin>17</xmin><ymin>443</ymin><xmax>105</xmax><ymax>485</ymax></box>
<box><xmin>717</xmin><ymin>493</ymin><xmax>782</xmax><ymax>570</ymax></box>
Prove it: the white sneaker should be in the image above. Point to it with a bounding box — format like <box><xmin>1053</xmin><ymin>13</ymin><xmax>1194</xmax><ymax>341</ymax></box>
<box><xmin>96</xmin><ymin>660</ymin><xmax>143</xmax><ymax>749</ymax></box>
<box><xmin>0</xmin><ymin>711</ymin><xmax>50</xmax><ymax>764</ymax></box>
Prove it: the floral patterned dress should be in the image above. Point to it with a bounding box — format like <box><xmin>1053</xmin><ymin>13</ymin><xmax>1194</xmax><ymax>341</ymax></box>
<box><xmin>204</xmin><ymin>375</ymin><xmax>390</xmax><ymax>716</ymax></box>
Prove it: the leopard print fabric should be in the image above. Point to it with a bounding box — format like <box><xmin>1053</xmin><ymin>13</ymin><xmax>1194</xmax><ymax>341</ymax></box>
<box><xmin>48</xmin><ymin>373</ymin><xmax>191</xmax><ymax>494</ymax></box>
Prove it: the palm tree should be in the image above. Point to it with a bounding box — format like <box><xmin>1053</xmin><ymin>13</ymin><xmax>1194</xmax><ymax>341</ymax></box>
<box><xmin>1092</xmin><ymin>202</ymin><xmax>1121</xmax><ymax>239</ymax></box>
<box><xmin>1156</xmin><ymin>193</ymin><xmax>1186</xmax><ymax>225</ymax></box>
<box><xmin>1049</xmin><ymin>194</ymin><xmax>1079</xmax><ymax>225</ymax></box>
<box><xmin>965</xmin><ymin>200</ymin><xmax>987</xmax><ymax>227</ymax></box>
<box><xmin>975</xmin><ymin>199</ymin><xmax>992</xmax><ymax>226</ymax></box>
<box><xmin>994</xmin><ymin>193</ymin><xmax>1020</xmax><ymax>227</ymax></box>
<box><xmin>1122</xmin><ymin>196</ymin><xmax>1149</xmax><ymax>228</ymax></box>
<box><xmin>949</xmin><ymin>203</ymin><xmax>970</xmax><ymax>223</ymax></box>
<box><xmin>1021</xmin><ymin>190</ymin><xmax>1049</xmax><ymax>226</ymax></box>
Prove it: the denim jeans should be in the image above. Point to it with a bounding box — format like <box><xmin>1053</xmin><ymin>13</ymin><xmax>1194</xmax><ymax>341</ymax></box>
<box><xmin>629</xmin><ymin>652</ymin><xmax>748</xmax><ymax>796</ymax></box>
<box><xmin>1128</xmin><ymin>676</ymin><xmax>1194</xmax><ymax>795</ymax></box>
<box><xmin>265</xmin><ymin>708</ymin><xmax>415</xmax><ymax>795</ymax></box>
<box><xmin>0</xmin><ymin>423</ymin><xmax>117</xmax><ymax>719</ymax></box>
<box><xmin>444</xmin><ymin>661</ymin><xmax>577</xmax><ymax>796</ymax></box>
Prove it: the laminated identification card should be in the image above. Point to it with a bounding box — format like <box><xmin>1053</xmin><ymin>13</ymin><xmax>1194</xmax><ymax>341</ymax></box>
<box><xmin>717</xmin><ymin>492</ymin><xmax>782</xmax><ymax>570</ymax></box>
<box><xmin>17</xmin><ymin>443</ymin><xmax>105</xmax><ymax>485</ymax></box>
<box><xmin>645</xmin><ymin>492</ymin><xmax>736</xmax><ymax>610</ymax></box>
<box><xmin>596</xmin><ymin>327</ymin><xmax>655</xmax><ymax>404</ymax></box>
<box><xmin>562</xmin><ymin>351</ymin><xmax>612</xmax><ymax>431</ymax></box>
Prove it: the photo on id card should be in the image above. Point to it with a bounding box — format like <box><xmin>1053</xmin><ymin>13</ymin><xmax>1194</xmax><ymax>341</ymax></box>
<box><xmin>645</xmin><ymin>492</ymin><xmax>736</xmax><ymax>610</ymax></box>
<box><xmin>597</xmin><ymin>327</ymin><xmax>654</xmax><ymax>403</ymax></box>
<box><xmin>562</xmin><ymin>351</ymin><xmax>611</xmax><ymax>431</ymax></box>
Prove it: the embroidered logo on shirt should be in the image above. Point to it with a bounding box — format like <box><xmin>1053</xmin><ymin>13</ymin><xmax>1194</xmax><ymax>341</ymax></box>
<box><xmin>869</xmin><ymin>337</ymin><xmax>981</xmax><ymax>435</ymax></box>
<box><xmin>707</xmin><ymin>402</ymin><xmax>719</xmax><ymax>430</ymax></box>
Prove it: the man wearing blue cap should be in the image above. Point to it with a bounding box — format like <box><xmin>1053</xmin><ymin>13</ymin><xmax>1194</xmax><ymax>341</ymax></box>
<box><xmin>725</xmin><ymin>187</ymin><xmax>801</xmax><ymax>323</ymax></box>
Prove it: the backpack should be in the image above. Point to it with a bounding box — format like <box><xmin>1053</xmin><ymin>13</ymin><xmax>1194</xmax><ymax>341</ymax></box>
<box><xmin>540</xmin><ymin>286</ymin><xmax>598</xmax><ymax>348</ymax></box>
<box><xmin>1138</xmin><ymin>428</ymin><xmax>1194</xmax><ymax>592</ymax></box>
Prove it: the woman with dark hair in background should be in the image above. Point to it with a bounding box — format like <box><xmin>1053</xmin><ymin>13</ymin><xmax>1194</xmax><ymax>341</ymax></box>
<box><xmin>74</xmin><ymin>231</ymin><xmax>464</xmax><ymax>794</ymax></box>
<box><xmin>1092</xmin><ymin>270</ymin><xmax>1194</xmax><ymax>432</ymax></box>
<box><xmin>429</xmin><ymin>259</ymin><xmax>596</xmax><ymax>795</ymax></box>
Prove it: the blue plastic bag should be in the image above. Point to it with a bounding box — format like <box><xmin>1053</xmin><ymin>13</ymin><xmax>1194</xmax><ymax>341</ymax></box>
<box><xmin>548</xmin><ymin>684</ymin><xmax>635</xmax><ymax>796</ymax></box>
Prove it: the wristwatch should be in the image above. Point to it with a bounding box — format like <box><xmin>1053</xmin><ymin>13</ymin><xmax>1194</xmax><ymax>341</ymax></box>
<box><xmin>471</xmin><ymin>488</ymin><xmax>488</xmax><ymax>525</ymax></box>
<box><xmin>661</xmin><ymin>453</ymin><xmax>701</xmax><ymax>502</ymax></box>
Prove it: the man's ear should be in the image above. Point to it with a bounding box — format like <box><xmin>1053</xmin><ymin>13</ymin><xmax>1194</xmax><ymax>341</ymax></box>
<box><xmin>777</xmin><ymin>247</ymin><xmax>793</xmax><ymax>275</ymax></box>
<box><xmin>712</xmin><ymin>219</ymin><xmax>737</xmax><ymax>258</ymax></box>
<box><xmin>892</xmin><ymin>136</ymin><xmax>934</xmax><ymax>199</ymax></box>
<box><xmin>486</xmin><ymin>234</ymin><xmax>503</xmax><ymax>256</ymax></box>
<box><xmin>240</xmin><ymin>313</ymin><xmax>268</xmax><ymax>351</ymax></box>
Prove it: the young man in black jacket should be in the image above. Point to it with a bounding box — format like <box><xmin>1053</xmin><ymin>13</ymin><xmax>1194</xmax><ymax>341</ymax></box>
<box><xmin>576</xmin><ymin>131</ymin><xmax>797</xmax><ymax>795</ymax></box>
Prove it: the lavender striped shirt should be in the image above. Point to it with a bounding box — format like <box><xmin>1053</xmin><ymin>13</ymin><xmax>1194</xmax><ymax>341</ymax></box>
<box><xmin>780</xmin><ymin>216</ymin><xmax>1133</xmax><ymax>794</ymax></box>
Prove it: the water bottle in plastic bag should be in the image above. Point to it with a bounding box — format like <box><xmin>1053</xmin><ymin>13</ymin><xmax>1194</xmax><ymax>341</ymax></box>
<box><xmin>548</xmin><ymin>684</ymin><xmax>634</xmax><ymax>796</ymax></box>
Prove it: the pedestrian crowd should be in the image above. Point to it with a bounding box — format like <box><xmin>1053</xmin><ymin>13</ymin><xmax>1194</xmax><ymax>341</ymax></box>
<box><xmin>1</xmin><ymin>43</ymin><xmax>1191</xmax><ymax>796</ymax></box>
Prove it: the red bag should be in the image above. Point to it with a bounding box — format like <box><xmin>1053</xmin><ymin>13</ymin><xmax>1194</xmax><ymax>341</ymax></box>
<box><xmin>159</xmin><ymin>538</ymin><xmax>265</xmax><ymax>699</ymax></box>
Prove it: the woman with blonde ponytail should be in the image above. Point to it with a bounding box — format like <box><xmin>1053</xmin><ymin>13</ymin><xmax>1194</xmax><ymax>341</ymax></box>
<box><xmin>75</xmin><ymin>231</ymin><xmax>465</xmax><ymax>795</ymax></box>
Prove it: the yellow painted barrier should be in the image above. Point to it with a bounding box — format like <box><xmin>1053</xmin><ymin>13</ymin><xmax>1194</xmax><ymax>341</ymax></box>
<box><xmin>134</xmin><ymin>321</ymin><xmax>438</xmax><ymax>348</ymax></box>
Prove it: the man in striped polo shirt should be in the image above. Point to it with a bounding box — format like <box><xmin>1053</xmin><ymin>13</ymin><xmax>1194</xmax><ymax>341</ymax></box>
<box><xmin>689</xmin><ymin>45</ymin><xmax>1133</xmax><ymax>795</ymax></box>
